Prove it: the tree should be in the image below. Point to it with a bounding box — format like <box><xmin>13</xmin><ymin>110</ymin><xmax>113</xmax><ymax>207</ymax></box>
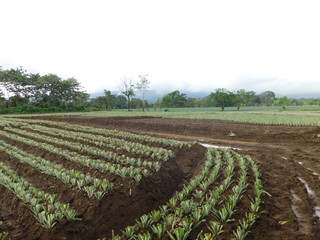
<box><xmin>119</xmin><ymin>77</ymin><xmax>135</xmax><ymax>111</ymax></box>
<box><xmin>91</xmin><ymin>96</ymin><xmax>108</xmax><ymax>108</ymax></box>
<box><xmin>202</xmin><ymin>95</ymin><xmax>214</xmax><ymax>107</ymax></box>
<box><xmin>234</xmin><ymin>89</ymin><xmax>255</xmax><ymax>110</ymax></box>
<box><xmin>35</xmin><ymin>74</ymin><xmax>63</xmax><ymax>107</ymax></box>
<box><xmin>60</xmin><ymin>77</ymin><xmax>86</xmax><ymax>108</ymax></box>
<box><xmin>209</xmin><ymin>88</ymin><xmax>234</xmax><ymax>111</ymax></box>
<box><xmin>131</xmin><ymin>98</ymin><xmax>144</xmax><ymax>110</ymax></box>
<box><xmin>260</xmin><ymin>91</ymin><xmax>276</xmax><ymax>106</ymax></box>
<box><xmin>104</xmin><ymin>90</ymin><xmax>116</xmax><ymax>110</ymax></box>
<box><xmin>186</xmin><ymin>98</ymin><xmax>197</xmax><ymax>108</ymax></box>
<box><xmin>252</xmin><ymin>94</ymin><xmax>262</xmax><ymax>106</ymax></box>
<box><xmin>0</xmin><ymin>66</ymin><xmax>88</xmax><ymax>110</ymax></box>
<box><xmin>0</xmin><ymin>67</ymin><xmax>33</xmax><ymax>107</ymax></box>
<box><xmin>114</xmin><ymin>95</ymin><xmax>127</xmax><ymax>109</ymax></box>
<box><xmin>33</xmin><ymin>74</ymin><xmax>88</xmax><ymax>108</ymax></box>
<box><xmin>153</xmin><ymin>98</ymin><xmax>162</xmax><ymax>110</ymax></box>
<box><xmin>277</xmin><ymin>96</ymin><xmax>289</xmax><ymax>110</ymax></box>
<box><xmin>136</xmin><ymin>74</ymin><xmax>150</xmax><ymax>111</ymax></box>
<box><xmin>162</xmin><ymin>90</ymin><xmax>187</xmax><ymax>108</ymax></box>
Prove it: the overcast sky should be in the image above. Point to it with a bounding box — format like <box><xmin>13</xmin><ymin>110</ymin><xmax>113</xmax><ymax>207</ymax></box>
<box><xmin>1</xmin><ymin>0</ymin><xmax>320</xmax><ymax>96</ymax></box>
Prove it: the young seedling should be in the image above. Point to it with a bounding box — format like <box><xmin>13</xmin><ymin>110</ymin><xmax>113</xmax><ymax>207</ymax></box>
<box><xmin>150</xmin><ymin>223</ymin><xmax>166</xmax><ymax>239</ymax></box>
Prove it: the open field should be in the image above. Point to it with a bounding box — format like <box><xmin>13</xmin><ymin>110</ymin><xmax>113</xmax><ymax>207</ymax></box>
<box><xmin>0</xmin><ymin>115</ymin><xmax>320</xmax><ymax>239</ymax></box>
<box><xmin>4</xmin><ymin>106</ymin><xmax>320</xmax><ymax>126</ymax></box>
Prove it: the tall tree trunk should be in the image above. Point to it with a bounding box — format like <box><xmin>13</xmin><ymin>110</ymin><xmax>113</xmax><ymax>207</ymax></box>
<box><xmin>126</xmin><ymin>95</ymin><xmax>130</xmax><ymax>111</ymax></box>
<box><xmin>142</xmin><ymin>94</ymin><xmax>145</xmax><ymax>111</ymax></box>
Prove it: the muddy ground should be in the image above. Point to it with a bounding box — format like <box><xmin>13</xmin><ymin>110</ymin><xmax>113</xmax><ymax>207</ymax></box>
<box><xmin>2</xmin><ymin>116</ymin><xmax>320</xmax><ymax>239</ymax></box>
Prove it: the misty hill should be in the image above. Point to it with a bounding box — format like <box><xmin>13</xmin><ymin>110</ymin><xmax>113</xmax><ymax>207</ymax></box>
<box><xmin>89</xmin><ymin>90</ymin><xmax>212</xmax><ymax>103</ymax></box>
<box><xmin>89</xmin><ymin>90</ymin><xmax>319</xmax><ymax>103</ymax></box>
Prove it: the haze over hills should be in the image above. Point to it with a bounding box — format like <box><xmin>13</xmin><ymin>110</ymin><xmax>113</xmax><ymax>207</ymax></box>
<box><xmin>89</xmin><ymin>90</ymin><xmax>320</xmax><ymax>103</ymax></box>
<box><xmin>89</xmin><ymin>90</ymin><xmax>217</xmax><ymax>103</ymax></box>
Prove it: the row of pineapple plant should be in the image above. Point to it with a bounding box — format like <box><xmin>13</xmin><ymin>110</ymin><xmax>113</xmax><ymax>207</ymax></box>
<box><xmin>1</xmin><ymin>127</ymin><xmax>161</xmax><ymax>172</ymax></box>
<box><xmin>1</xmin><ymin>120</ymin><xmax>174</xmax><ymax>161</ymax></box>
<box><xmin>229</xmin><ymin>156</ymin><xmax>267</xmax><ymax>240</ymax></box>
<box><xmin>5</xmin><ymin>118</ymin><xmax>195</xmax><ymax>148</ymax></box>
<box><xmin>102</xmin><ymin>148</ymin><xmax>266</xmax><ymax>240</ymax></box>
<box><xmin>0</xmin><ymin>162</ymin><xmax>80</xmax><ymax>228</ymax></box>
<box><xmin>0</xmin><ymin>119</ymin><xmax>190</xmax><ymax>181</ymax></box>
<box><xmin>0</xmin><ymin>139</ymin><xmax>113</xmax><ymax>199</ymax></box>
<box><xmin>3</xmin><ymin>126</ymin><xmax>163</xmax><ymax>172</ymax></box>
<box><xmin>21</xmin><ymin>123</ymin><xmax>174</xmax><ymax>161</ymax></box>
<box><xmin>0</xmin><ymin>129</ymin><xmax>148</xmax><ymax>182</ymax></box>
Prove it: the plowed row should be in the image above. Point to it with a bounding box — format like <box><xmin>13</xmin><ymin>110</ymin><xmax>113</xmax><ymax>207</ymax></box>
<box><xmin>23</xmin><ymin>115</ymin><xmax>320</xmax><ymax>240</ymax></box>
<box><xmin>2</xmin><ymin>115</ymin><xmax>319</xmax><ymax>239</ymax></box>
<box><xmin>0</xmin><ymin>118</ymin><xmax>266</xmax><ymax>239</ymax></box>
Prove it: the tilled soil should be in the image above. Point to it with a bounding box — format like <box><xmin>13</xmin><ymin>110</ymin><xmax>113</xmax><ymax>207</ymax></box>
<box><xmin>2</xmin><ymin>115</ymin><xmax>320</xmax><ymax>239</ymax></box>
<box><xmin>0</xmin><ymin>117</ymin><xmax>206</xmax><ymax>240</ymax></box>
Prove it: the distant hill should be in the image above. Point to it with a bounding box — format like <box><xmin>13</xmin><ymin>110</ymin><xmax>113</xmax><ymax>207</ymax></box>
<box><xmin>89</xmin><ymin>90</ymin><xmax>319</xmax><ymax>103</ymax></box>
<box><xmin>88</xmin><ymin>90</ymin><xmax>212</xmax><ymax>103</ymax></box>
<box><xmin>277</xmin><ymin>93</ymin><xmax>320</xmax><ymax>98</ymax></box>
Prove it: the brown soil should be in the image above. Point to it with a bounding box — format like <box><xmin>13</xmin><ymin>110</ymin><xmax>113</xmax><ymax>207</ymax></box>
<box><xmin>1</xmin><ymin>116</ymin><xmax>320</xmax><ymax>240</ymax></box>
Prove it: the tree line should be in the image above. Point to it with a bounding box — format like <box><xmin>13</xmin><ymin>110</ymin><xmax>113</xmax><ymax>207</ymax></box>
<box><xmin>89</xmin><ymin>75</ymin><xmax>151</xmax><ymax>111</ymax></box>
<box><xmin>156</xmin><ymin>89</ymin><xmax>320</xmax><ymax>110</ymax></box>
<box><xmin>91</xmin><ymin>87</ymin><xmax>320</xmax><ymax>112</ymax></box>
<box><xmin>1</xmin><ymin>66</ymin><xmax>319</xmax><ymax>113</ymax></box>
<box><xmin>0</xmin><ymin>66</ymin><xmax>88</xmax><ymax>113</ymax></box>
<box><xmin>157</xmin><ymin>89</ymin><xmax>277</xmax><ymax>110</ymax></box>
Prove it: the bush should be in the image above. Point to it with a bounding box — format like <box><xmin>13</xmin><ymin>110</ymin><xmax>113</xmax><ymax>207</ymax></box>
<box><xmin>0</xmin><ymin>105</ymin><xmax>90</xmax><ymax>115</ymax></box>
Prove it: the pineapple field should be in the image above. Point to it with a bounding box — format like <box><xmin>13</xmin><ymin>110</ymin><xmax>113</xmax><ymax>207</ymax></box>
<box><xmin>0</xmin><ymin>116</ymin><xmax>320</xmax><ymax>239</ymax></box>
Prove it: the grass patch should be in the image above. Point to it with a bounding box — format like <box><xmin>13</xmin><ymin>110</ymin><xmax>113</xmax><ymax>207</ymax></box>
<box><xmin>2</xmin><ymin>107</ymin><xmax>320</xmax><ymax>126</ymax></box>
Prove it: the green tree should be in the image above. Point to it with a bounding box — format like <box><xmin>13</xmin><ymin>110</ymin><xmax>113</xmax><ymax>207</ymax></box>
<box><xmin>0</xmin><ymin>66</ymin><xmax>88</xmax><ymax>111</ymax></box>
<box><xmin>91</xmin><ymin>96</ymin><xmax>108</xmax><ymax>108</ymax></box>
<box><xmin>234</xmin><ymin>89</ymin><xmax>255</xmax><ymax>110</ymax></box>
<box><xmin>34</xmin><ymin>74</ymin><xmax>87</xmax><ymax>108</ymax></box>
<box><xmin>115</xmin><ymin>95</ymin><xmax>127</xmax><ymax>109</ymax></box>
<box><xmin>162</xmin><ymin>90</ymin><xmax>187</xmax><ymax>108</ymax></box>
<box><xmin>35</xmin><ymin>74</ymin><xmax>63</xmax><ymax>107</ymax></box>
<box><xmin>186</xmin><ymin>97</ymin><xmax>197</xmax><ymax>108</ymax></box>
<box><xmin>209</xmin><ymin>88</ymin><xmax>234</xmax><ymax>111</ymax></box>
<box><xmin>153</xmin><ymin>98</ymin><xmax>162</xmax><ymax>110</ymax></box>
<box><xmin>260</xmin><ymin>91</ymin><xmax>276</xmax><ymax>106</ymax></box>
<box><xmin>0</xmin><ymin>67</ymin><xmax>33</xmax><ymax>107</ymax></box>
<box><xmin>131</xmin><ymin>98</ymin><xmax>144</xmax><ymax>110</ymax></box>
<box><xmin>104</xmin><ymin>90</ymin><xmax>116</xmax><ymax>109</ymax></box>
<box><xmin>252</xmin><ymin>94</ymin><xmax>262</xmax><ymax>106</ymax></box>
<box><xmin>277</xmin><ymin>96</ymin><xmax>289</xmax><ymax>110</ymax></box>
<box><xmin>59</xmin><ymin>77</ymin><xmax>86</xmax><ymax>108</ymax></box>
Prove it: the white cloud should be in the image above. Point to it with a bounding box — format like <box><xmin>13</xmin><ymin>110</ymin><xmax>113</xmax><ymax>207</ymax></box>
<box><xmin>1</xmin><ymin>0</ymin><xmax>320</xmax><ymax>96</ymax></box>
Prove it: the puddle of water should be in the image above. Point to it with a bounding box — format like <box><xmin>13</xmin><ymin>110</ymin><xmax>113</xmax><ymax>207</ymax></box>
<box><xmin>296</xmin><ymin>162</ymin><xmax>320</xmax><ymax>180</ymax></box>
<box><xmin>304</xmin><ymin>167</ymin><xmax>320</xmax><ymax>177</ymax></box>
<box><xmin>200</xmin><ymin>143</ymin><xmax>224</xmax><ymax>148</ymax></box>
<box><xmin>291</xmin><ymin>205</ymin><xmax>300</xmax><ymax>220</ymax></box>
<box><xmin>199</xmin><ymin>143</ymin><xmax>241</xmax><ymax>150</ymax></box>
<box><xmin>315</xmin><ymin>206</ymin><xmax>320</xmax><ymax>219</ymax></box>
<box><xmin>297</xmin><ymin>177</ymin><xmax>320</xmax><ymax>220</ymax></box>
<box><xmin>291</xmin><ymin>190</ymin><xmax>302</xmax><ymax>203</ymax></box>
<box><xmin>297</xmin><ymin>177</ymin><xmax>316</xmax><ymax>198</ymax></box>
<box><xmin>307</xmin><ymin>168</ymin><xmax>320</xmax><ymax>178</ymax></box>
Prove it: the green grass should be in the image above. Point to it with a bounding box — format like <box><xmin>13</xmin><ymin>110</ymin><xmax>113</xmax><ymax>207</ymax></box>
<box><xmin>2</xmin><ymin>106</ymin><xmax>320</xmax><ymax>126</ymax></box>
